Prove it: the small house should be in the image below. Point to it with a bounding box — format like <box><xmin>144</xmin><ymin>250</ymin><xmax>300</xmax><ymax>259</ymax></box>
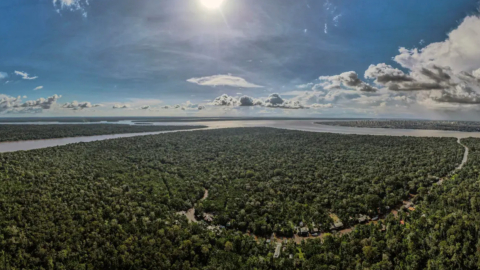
<box><xmin>330</xmin><ymin>220</ymin><xmax>344</xmax><ymax>230</ymax></box>
<box><xmin>298</xmin><ymin>227</ymin><xmax>309</xmax><ymax>236</ymax></box>
<box><xmin>357</xmin><ymin>214</ymin><xmax>369</xmax><ymax>223</ymax></box>
<box><xmin>273</xmin><ymin>243</ymin><xmax>282</xmax><ymax>259</ymax></box>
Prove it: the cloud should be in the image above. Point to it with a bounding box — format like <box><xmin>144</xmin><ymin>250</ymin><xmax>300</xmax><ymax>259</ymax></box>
<box><xmin>113</xmin><ymin>104</ymin><xmax>130</xmax><ymax>109</ymax></box>
<box><xmin>14</xmin><ymin>71</ymin><xmax>38</xmax><ymax>80</ymax></box>
<box><xmin>0</xmin><ymin>72</ymin><xmax>8</xmax><ymax>80</ymax></box>
<box><xmin>333</xmin><ymin>14</ymin><xmax>342</xmax><ymax>27</ymax></box>
<box><xmin>63</xmin><ymin>101</ymin><xmax>102</xmax><ymax>110</ymax></box>
<box><xmin>0</xmin><ymin>94</ymin><xmax>62</xmax><ymax>114</ymax></box>
<box><xmin>0</xmin><ymin>95</ymin><xmax>21</xmax><ymax>113</ymax></box>
<box><xmin>53</xmin><ymin>0</ymin><xmax>89</xmax><ymax>17</ymax></box>
<box><xmin>365</xmin><ymin>63</ymin><xmax>413</xmax><ymax>85</ymax></box>
<box><xmin>155</xmin><ymin>101</ymin><xmax>199</xmax><ymax>111</ymax></box>
<box><xmin>264</xmin><ymin>93</ymin><xmax>284</xmax><ymax>106</ymax></box>
<box><xmin>238</xmin><ymin>96</ymin><xmax>254</xmax><ymax>106</ymax></box>
<box><xmin>473</xmin><ymin>68</ymin><xmax>480</xmax><ymax>80</ymax></box>
<box><xmin>394</xmin><ymin>15</ymin><xmax>480</xmax><ymax>73</ymax></box>
<box><xmin>20</xmin><ymin>95</ymin><xmax>62</xmax><ymax>109</ymax></box>
<box><xmin>141</xmin><ymin>105</ymin><xmax>150</xmax><ymax>110</ymax></box>
<box><xmin>295</xmin><ymin>14</ymin><xmax>480</xmax><ymax>110</ymax></box>
<box><xmin>212</xmin><ymin>94</ymin><xmax>239</xmax><ymax>106</ymax></box>
<box><xmin>320</xmin><ymin>71</ymin><xmax>377</xmax><ymax>92</ymax></box>
<box><xmin>364</xmin><ymin>63</ymin><xmax>448</xmax><ymax>91</ymax></box>
<box><xmin>267</xmin><ymin>99</ymin><xmax>305</xmax><ymax>109</ymax></box>
<box><xmin>211</xmin><ymin>93</ymin><xmax>306</xmax><ymax>109</ymax></box>
<box><xmin>296</xmin><ymin>83</ymin><xmax>314</xmax><ymax>89</ymax></box>
<box><xmin>310</xmin><ymin>103</ymin><xmax>333</xmax><ymax>109</ymax></box>
<box><xmin>187</xmin><ymin>74</ymin><xmax>263</xmax><ymax>88</ymax></box>
<box><xmin>33</xmin><ymin>86</ymin><xmax>43</xmax><ymax>91</ymax></box>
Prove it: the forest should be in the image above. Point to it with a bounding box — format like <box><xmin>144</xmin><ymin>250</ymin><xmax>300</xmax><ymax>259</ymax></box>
<box><xmin>0</xmin><ymin>127</ymin><xmax>475</xmax><ymax>269</ymax></box>
<box><xmin>319</xmin><ymin>119</ymin><xmax>480</xmax><ymax>132</ymax></box>
<box><xmin>0</xmin><ymin>124</ymin><xmax>205</xmax><ymax>142</ymax></box>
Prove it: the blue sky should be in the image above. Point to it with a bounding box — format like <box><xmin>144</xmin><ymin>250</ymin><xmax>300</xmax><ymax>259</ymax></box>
<box><xmin>1</xmin><ymin>0</ymin><xmax>480</xmax><ymax>118</ymax></box>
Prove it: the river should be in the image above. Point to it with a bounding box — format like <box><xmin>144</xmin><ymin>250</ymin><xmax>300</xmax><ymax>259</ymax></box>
<box><xmin>2</xmin><ymin>120</ymin><xmax>480</xmax><ymax>153</ymax></box>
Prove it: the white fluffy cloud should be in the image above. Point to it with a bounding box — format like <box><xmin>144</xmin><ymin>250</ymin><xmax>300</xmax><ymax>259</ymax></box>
<box><xmin>63</xmin><ymin>101</ymin><xmax>101</xmax><ymax>110</ymax></box>
<box><xmin>298</xmin><ymin>14</ymin><xmax>480</xmax><ymax>111</ymax></box>
<box><xmin>187</xmin><ymin>74</ymin><xmax>263</xmax><ymax>88</ymax></box>
<box><xmin>363</xmin><ymin>16</ymin><xmax>480</xmax><ymax>106</ymax></box>
<box><xmin>211</xmin><ymin>94</ymin><xmax>239</xmax><ymax>106</ymax></box>
<box><xmin>21</xmin><ymin>95</ymin><xmax>62</xmax><ymax>109</ymax></box>
<box><xmin>394</xmin><ymin>16</ymin><xmax>480</xmax><ymax>73</ymax></box>
<box><xmin>0</xmin><ymin>72</ymin><xmax>8</xmax><ymax>80</ymax></box>
<box><xmin>0</xmin><ymin>94</ymin><xmax>62</xmax><ymax>114</ymax></box>
<box><xmin>33</xmin><ymin>86</ymin><xmax>44</xmax><ymax>91</ymax></box>
<box><xmin>14</xmin><ymin>71</ymin><xmax>38</xmax><ymax>80</ymax></box>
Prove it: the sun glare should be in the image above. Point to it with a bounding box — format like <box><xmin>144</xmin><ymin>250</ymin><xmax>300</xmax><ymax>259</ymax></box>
<box><xmin>200</xmin><ymin>0</ymin><xmax>224</xmax><ymax>9</ymax></box>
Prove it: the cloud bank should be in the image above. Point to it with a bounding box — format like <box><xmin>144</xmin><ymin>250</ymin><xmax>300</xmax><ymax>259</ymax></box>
<box><xmin>211</xmin><ymin>93</ymin><xmax>330</xmax><ymax>110</ymax></box>
<box><xmin>63</xmin><ymin>101</ymin><xmax>102</xmax><ymax>110</ymax></box>
<box><xmin>0</xmin><ymin>94</ymin><xmax>62</xmax><ymax>114</ymax></box>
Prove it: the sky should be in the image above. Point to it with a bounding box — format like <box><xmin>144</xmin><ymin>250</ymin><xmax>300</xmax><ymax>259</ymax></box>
<box><xmin>1</xmin><ymin>0</ymin><xmax>480</xmax><ymax>119</ymax></box>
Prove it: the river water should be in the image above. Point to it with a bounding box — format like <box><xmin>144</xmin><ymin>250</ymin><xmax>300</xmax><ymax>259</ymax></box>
<box><xmin>1</xmin><ymin>120</ymin><xmax>480</xmax><ymax>153</ymax></box>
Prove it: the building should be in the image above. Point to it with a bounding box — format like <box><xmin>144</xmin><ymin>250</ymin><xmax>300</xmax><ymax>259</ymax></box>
<box><xmin>357</xmin><ymin>214</ymin><xmax>369</xmax><ymax>223</ymax></box>
<box><xmin>273</xmin><ymin>243</ymin><xmax>282</xmax><ymax>258</ymax></box>
<box><xmin>330</xmin><ymin>220</ymin><xmax>344</xmax><ymax>230</ymax></box>
<box><xmin>298</xmin><ymin>227</ymin><xmax>309</xmax><ymax>236</ymax></box>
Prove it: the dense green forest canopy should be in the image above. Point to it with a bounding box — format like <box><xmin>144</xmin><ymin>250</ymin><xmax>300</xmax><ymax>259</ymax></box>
<box><xmin>0</xmin><ymin>124</ymin><xmax>205</xmax><ymax>142</ymax></box>
<box><xmin>319</xmin><ymin>120</ymin><xmax>480</xmax><ymax>132</ymax></box>
<box><xmin>0</xmin><ymin>128</ymin><xmax>473</xmax><ymax>269</ymax></box>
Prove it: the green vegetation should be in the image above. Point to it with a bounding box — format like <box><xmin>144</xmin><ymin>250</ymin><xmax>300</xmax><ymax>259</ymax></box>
<box><xmin>0</xmin><ymin>127</ymin><xmax>473</xmax><ymax>269</ymax></box>
<box><xmin>319</xmin><ymin>119</ymin><xmax>480</xmax><ymax>132</ymax></box>
<box><xmin>0</xmin><ymin>124</ymin><xmax>205</xmax><ymax>142</ymax></box>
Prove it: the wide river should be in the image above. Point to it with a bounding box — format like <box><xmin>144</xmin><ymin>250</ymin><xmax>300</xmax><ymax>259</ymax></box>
<box><xmin>1</xmin><ymin>120</ymin><xmax>480</xmax><ymax>153</ymax></box>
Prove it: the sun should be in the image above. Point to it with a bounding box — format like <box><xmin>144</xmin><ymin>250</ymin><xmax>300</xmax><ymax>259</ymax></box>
<box><xmin>199</xmin><ymin>0</ymin><xmax>224</xmax><ymax>9</ymax></box>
